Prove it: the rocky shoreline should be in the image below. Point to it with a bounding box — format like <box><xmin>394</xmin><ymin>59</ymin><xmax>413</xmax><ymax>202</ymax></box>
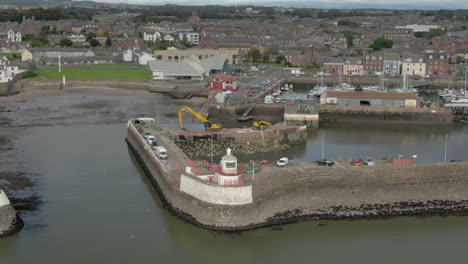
<box><xmin>175</xmin><ymin>138</ymin><xmax>290</xmax><ymax>157</ymax></box>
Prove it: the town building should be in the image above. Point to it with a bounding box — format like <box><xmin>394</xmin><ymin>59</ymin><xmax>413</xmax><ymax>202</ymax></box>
<box><xmin>143</xmin><ymin>31</ymin><xmax>161</xmax><ymax>42</ymax></box>
<box><xmin>425</xmin><ymin>52</ymin><xmax>448</xmax><ymax>77</ymax></box>
<box><xmin>6</xmin><ymin>30</ymin><xmax>21</xmax><ymax>43</ymax></box>
<box><xmin>402</xmin><ymin>57</ymin><xmax>426</xmax><ymax>76</ymax></box>
<box><xmin>0</xmin><ymin>56</ymin><xmax>24</xmax><ymax>83</ymax></box>
<box><xmin>323</xmin><ymin>59</ymin><xmax>344</xmax><ymax>77</ymax></box>
<box><xmin>211</xmin><ymin>74</ymin><xmax>238</xmax><ymax>91</ymax></box>
<box><xmin>200</xmin><ymin>36</ymin><xmax>261</xmax><ymax>53</ymax></box>
<box><xmin>69</xmin><ymin>34</ymin><xmax>86</xmax><ymax>43</ymax></box>
<box><xmin>153</xmin><ymin>49</ymin><xmax>238</xmax><ymax>65</ymax></box>
<box><xmin>148</xmin><ymin>53</ymin><xmax>229</xmax><ymax>80</ymax></box>
<box><xmin>323</xmin><ymin>91</ymin><xmax>417</xmax><ymax>108</ymax></box>
<box><xmin>163</xmin><ymin>35</ymin><xmax>175</xmax><ymax>42</ymax></box>
<box><xmin>20</xmin><ymin>16</ymin><xmax>41</xmax><ymax>36</ymax></box>
<box><xmin>383</xmin><ymin>29</ymin><xmax>414</xmax><ymax>40</ymax></box>
<box><xmin>187</xmin><ymin>10</ymin><xmax>201</xmax><ymax>25</ymax></box>
<box><xmin>178</xmin><ymin>32</ymin><xmax>200</xmax><ymax>45</ymax></box>
<box><xmin>364</xmin><ymin>53</ymin><xmax>384</xmax><ymax>75</ymax></box>
<box><xmin>383</xmin><ymin>53</ymin><xmax>401</xmax><ymax>76</ymax></box>
<box><xmin>343</xmin><ymin>58</ymin><xmax>364</xmax><ymax>75</ymax></box>
<box><xmin>395</xmin><ymin>24</ymin><xmax>440</xmax><ymax>33</ymax></box>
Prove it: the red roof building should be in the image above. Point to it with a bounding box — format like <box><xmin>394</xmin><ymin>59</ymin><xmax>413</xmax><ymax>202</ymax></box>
<box><xmin>211</xmin><ymin>74</ymin><xmax>238</xmax><ymax>91</ymax></box>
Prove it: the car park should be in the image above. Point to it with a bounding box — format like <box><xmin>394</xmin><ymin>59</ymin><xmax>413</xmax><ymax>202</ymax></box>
<box><xmin>276</xmin><ymin>157</ymin><xmax>289</xmax><ymax>167</ymax></box>
<box><xmin>316</xmin><ymin>159</ymin><xmax>335</xmax><ymax>166</ymax></box>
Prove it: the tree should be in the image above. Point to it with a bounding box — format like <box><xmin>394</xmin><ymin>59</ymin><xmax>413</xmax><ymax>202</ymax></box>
<box><xmin>369</xmin><ymin>37</ymin><xmax>393</xmax><ymax>51</ymax></box>
<box><xmin>86</xmin><ymin>32</ymin><xmax>96</xmax><ymax>41</ymax></box>
<box><xmin>275</xmin><ymin>54</ymin><xmax>286</xmax><ymax>64</ymax></box>
<box><xmin>80</xmin><ymin>28</ymin><xmax>86</xmax><ymax>34</ymax></box>
<box><xmin>262</xmin><ymin>54</ymin><xmax>269</xmax><ymax>63</ymax></box>
<box><xmin>105</xmin><ymin>37</ymin><xmax>112</xmax><ymax>47</ymax></box>
<box><xmin>60</xmin><ymin>38</ymin><xmax>73</xmax><ymax>47</ymax></box>
<box><xmin>89</xmin><ymin>38</ymin><xmax>100</xmax><ymax>47</ymax></box>
<box><xmin>41</xmin><ymin>25</ymin><xmax>50</xmax><ymax>36</ymax></box>
<box><xmin>246</xmin><ymin>48</ymin><xmax>261</xmax><ymax>62</ymax></box>
<box><xmin>22</xmin><ymin>34</ymin><xmax>35</xmax><ymax>42</ymax></box>
<box><xmin>138</xmin><ymin>31</ymin><xmax>143</xmax><ymax>38</ymax></box>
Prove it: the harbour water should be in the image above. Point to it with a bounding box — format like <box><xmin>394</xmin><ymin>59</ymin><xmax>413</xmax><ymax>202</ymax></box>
<box><xmin>1</xmin><ymin>122</ymin><xmax>468</xmax><ymax>263</ymax></box>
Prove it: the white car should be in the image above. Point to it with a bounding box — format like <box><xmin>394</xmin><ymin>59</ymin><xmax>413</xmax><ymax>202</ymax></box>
<box><xmin>276</xmin><ymin>157</ymin><xmax>289</xmax><ymax>167</ymax></box>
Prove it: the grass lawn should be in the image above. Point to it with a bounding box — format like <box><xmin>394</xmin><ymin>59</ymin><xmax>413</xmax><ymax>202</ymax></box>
<box><xmin>38</xmin><ymin>69</ymin><xmax>152</xmax><ymax>79</ymax></box>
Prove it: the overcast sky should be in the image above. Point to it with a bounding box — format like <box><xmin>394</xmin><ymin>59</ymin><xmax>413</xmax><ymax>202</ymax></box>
<box><xmin>85</xmin><ymin>0</ymin><xmax>468</xmax><ymax>9</ymax></box>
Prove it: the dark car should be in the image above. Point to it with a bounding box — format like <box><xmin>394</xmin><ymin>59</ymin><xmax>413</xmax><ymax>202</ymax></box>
<box><xmin>316</xmin><ymin>159</ymin><xmax>335</xmax><ymax>166</ymax></box>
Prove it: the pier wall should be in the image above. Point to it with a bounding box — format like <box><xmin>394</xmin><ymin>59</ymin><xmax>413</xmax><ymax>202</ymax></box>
<box><xmin>127</xmin><ymin>119</ymin><xmax>468</xmax><ymax>231</ymax></box>
<box><xmin>319</xmin><ymin>105</ymin><xmax>454</xmax><ymax>125</ymax></box>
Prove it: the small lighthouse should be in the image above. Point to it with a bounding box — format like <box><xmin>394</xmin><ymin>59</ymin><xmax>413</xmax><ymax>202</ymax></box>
<box><xmin>216</xmin><ymin>148</ymin><xmax>242</xmax><ymax>186</ymax></box>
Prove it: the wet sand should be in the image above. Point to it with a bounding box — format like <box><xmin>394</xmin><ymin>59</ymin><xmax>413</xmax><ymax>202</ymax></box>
<box><xmin>0</xmin><ymin>87</ymin><xmax>205</xmax><ymax>213</ymax></box>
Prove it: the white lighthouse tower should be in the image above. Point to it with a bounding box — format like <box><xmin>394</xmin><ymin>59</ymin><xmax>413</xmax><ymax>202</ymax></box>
<box><xmin>216</xmin><ymin>148</ymin><xmax>242</xmax><ymax>186</ymax></box>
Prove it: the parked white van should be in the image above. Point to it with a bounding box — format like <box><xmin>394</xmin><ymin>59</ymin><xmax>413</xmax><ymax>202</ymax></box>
<box><xmin>155</xmin><ymin>146</ymin><xmax>168</xmax><ymax>160</ymax></box>
<box><xmin>147</xmin><ymin>135</ymin><xmax>156</xmax><ymax>145</ymax></box>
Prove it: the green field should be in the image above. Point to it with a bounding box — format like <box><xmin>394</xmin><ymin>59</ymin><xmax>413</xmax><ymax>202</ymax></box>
<box><xmin>38</xmin><ymin>69</ymin><xmax>152</xmax><ymax>79</ymax></box>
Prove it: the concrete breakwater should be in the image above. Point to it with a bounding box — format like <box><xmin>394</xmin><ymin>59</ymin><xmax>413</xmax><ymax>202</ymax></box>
<box><xmin>126</xmin><ymin>119</ymin><xmax>468</xmax><ymax>230</ymax></box>
<box><xmin>319</xmin><ymin>105</ymin><xmax>454</xmax><ymax>125</ymax></box>
<box><xmin>0</xmin><ymin>189</ymin><xmax>23</xmax><ymax>238</ymax></box>
<box><xmin>18</xmin><ymin>78</ymin><xmax>209</xmax><ymax>98</ymax></box>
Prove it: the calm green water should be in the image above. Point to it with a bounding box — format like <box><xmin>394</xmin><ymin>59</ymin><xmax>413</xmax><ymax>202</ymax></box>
<box><xmin>1</xmin><ymin>123</ymin><xmax>468</xmax><ymax>263</ymax></box>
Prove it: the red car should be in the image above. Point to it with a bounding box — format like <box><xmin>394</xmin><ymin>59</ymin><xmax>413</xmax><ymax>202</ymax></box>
<box><xmin>351</xmin><ymin>160</ymin><xmax>363</xmax><ymax>166</ymax></box>
<box><xmin>247</xmin><ymin>93</ymin><xmax>255</xmax><ymax>97</ymax></box>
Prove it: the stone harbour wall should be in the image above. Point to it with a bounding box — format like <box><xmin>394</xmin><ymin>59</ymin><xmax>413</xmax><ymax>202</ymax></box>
<box><xmin>127</xmin><ymin>119</ymin><xmax>468</xmax><ymax>231</ymax></box>
<box><xmin>319</xmin><ymin>105</ymin><xmax>454</xmax><ymax>125</ymax></box>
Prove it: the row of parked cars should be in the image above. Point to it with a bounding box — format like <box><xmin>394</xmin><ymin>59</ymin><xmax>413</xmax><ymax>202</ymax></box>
<box><xmin>143</xmin><ymin>131</ymin><xmax>168</xmax><ymax>160</ymax></box>
<box><xmin>276</xmin><ymin>157</ymin><xmax>375</xmax><ymax>167</ymax></box>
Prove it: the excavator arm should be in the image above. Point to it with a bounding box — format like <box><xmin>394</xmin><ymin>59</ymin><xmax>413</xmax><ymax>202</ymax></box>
<box><xmin>253</xmin><ymin>121</ymin><xmax>273</xmax><ymax>129</ymax></box>
<box><xmin>178</xmin><ymin>106</ymin><xmax>222</xmax><ymax>130</ymax></box>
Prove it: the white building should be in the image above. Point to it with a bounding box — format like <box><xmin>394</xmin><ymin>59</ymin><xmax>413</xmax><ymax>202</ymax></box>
<box><xmin>122</xmin><ymin>49</ymin><xmax>134</xmax><ymax>62</ymax></box>
<box><xmin>6</xmin><ymin>30</ymin><xmax>21</xmax><ymax>43</ymax></box>
<box><xmin>0</xmin><ymin>56</ymin><xmax>24</xmax><ymax>83</ymax></box>
<box><xmin>143</xmin><ymin>31</ymin><xmax>161</xmax><ymax>42</ymax></box>
<box><xmin>69</xmin><ymin>34</ymin><xmax>86</xmax><ymax>43</ymax></box>
<box><xmin>402</xmin><ymin>57</ymin><xmax>426</xmax><ymax>76</ymax></box>
<box><xmin>395</xmin><ymin>24</ymin><xmax>440</xmax><ymax>32</ymax></box>
<box><xmin>178</xmin><ymin>32</ymin><xmax>200</xmax><ymax>45</ymax></box>
<box><xmin>148</xmin><ymin>53</ymin><xmax>228</xmax><ymax>80</ymax></box>
<box><xmin>163</xmin><ymin>35</ymin><xmax>175</xmax><ymax>42</ymax></box>
<box><xmin>136</xmin><ymin>52</ymin><xmax>155</xmax><ymax>65</ymax></box>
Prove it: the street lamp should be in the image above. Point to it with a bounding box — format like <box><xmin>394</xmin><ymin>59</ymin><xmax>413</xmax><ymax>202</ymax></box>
<box><xmin>398</xmin><ymin>155</ymin><xmax>404</xmax><ymax>160</ymax></box>
<box><xmin>321</xmin><ymin>132</ymin><xmax>325</xmax><ymax>159</ymax></box>
<box><xmin>444</xmin><ymin>134</ymin><xmax>449</xmax><ymax>163</ymax></box>
<box><xmin>464</xmin><ymin>69</ymin><xmax>468</xmax><ymax>98</ymax></box>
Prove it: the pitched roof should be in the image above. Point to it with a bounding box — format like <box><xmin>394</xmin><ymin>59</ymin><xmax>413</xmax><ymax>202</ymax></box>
<box><xmin>148</xmin><ymin>53</ymin><xmax>229</xmax><ymax>77</ymax></box>
<box><xmin>326</xmin><ymin>91</ymin><xmax>417</xmax><ymax>100</ymax></box>
<box><xmin>214</xmin><ymin>73</ymin><xmax>237</xmax><ymax>82</ymax></box>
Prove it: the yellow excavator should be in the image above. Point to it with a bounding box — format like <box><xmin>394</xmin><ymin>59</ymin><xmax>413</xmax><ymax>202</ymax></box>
<box><xmin>252</xmin><ymin>121</ymin><xmax>273</xmax><ymax>130</ymax></box>
<box><xmin>178</xmin><ymin>106</ymin><xmax>222</xmax><ymax>130</ymax></box>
